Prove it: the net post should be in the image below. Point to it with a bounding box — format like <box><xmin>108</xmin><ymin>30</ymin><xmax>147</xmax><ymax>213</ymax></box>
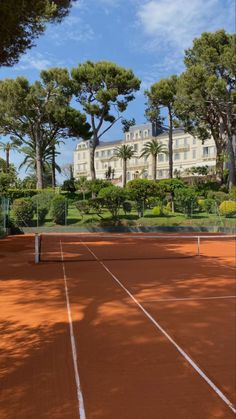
<box><xmin>35</xmin><ymin>233</ymin><xmax>40</xmax><ymax>264</ymax></box>
<box><xmin>197</xmin><ymin>236</ymin><xmax>200</xmax><ymax>256</ymax></box>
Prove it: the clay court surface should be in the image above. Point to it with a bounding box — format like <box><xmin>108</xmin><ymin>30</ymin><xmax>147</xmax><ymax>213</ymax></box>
<box><xmin>0</xmin><ymin>233</ymin><xmax>235</xmax><ymax>419</ymax></box>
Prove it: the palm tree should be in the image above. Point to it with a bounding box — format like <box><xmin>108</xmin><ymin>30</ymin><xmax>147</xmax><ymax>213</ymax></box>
<box><xmin>140</xmin><ymin>139</ymin><xmax>168</xmax><ymax>180</ymax></box>
<box><xmin>0</xmin><ymin>138</ymin><xmax>21</xmax><ymax>172</ymax></box>
<box><xmin>19</xmin><ymin>139</ymin><xmax>61</xmax><ymax>187</ymax></box>
<box><xmin>114</xmin><ymin>144</ymin><xmax>136</xmax><ymax>187</ymax></box>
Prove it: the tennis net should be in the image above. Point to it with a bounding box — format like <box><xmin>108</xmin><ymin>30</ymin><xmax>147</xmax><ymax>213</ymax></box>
<box><xmin>35</xmin><ymin>233</ymin><xmax>236</xmax><ymax>263</ymax></box>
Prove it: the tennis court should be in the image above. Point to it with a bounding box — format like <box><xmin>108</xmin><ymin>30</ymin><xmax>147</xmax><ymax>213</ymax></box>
<box><xmin>0</xmin><ymin>233</ymin><xmax>235</xmax><ymax>419</ymax></box>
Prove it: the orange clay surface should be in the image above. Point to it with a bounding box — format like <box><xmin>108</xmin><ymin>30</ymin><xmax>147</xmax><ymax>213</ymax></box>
<box><xmin>0</xmin><ymin>233</ymin><xmax>235</xmax><ymax>419</ymax></box>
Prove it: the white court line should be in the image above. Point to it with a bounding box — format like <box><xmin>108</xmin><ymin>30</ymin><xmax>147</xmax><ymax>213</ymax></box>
<box><xmin>60</xmin><ymin>240</ymin><xmax>86</xmax><ymax>419</ymax></box>
<box><xmin>80</xmin><ymin>240</ymin><xmax>236</xmax><ymax>415</ymax></box>
<box><xmin>141</xmin><ymin>295</ymin><xmax>236</xmax><ymax>303</ymax></box>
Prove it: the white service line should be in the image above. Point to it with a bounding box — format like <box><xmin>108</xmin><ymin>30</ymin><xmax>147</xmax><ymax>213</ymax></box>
<box><xmin>60</xmin><ymin>240</ymin><xmax>86</xmax><ymax>419</ymax></box>
<box><xmin>80</xmin><ymin>240</ymin><xmax>236</xmax><ymax>415</ymax></box>
<box><xmin>141</xmin><ymin>295</ymin><xmax>236</xmax><ymax>303</ymax></box>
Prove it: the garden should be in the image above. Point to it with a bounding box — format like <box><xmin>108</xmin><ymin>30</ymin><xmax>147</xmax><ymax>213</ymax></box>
<box><xmin>4</xmin><ymin>178</ymin><xmax>236</xmax><ymax>232</ymax></box>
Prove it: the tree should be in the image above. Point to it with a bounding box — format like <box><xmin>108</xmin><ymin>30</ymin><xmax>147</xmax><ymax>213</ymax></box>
<box><xmin>75</xmin><ymin>176</ymin><xmax>89</xmax><ymax>199</ymax></box>
<box><xmin>145</xmin><ymin>75</ymin><xmax>178</xmax><ymax>178</ymax></box>
<box><xmin>127</xmin><ymin>178</ymin><xmax>159</xmax><ymax>216</ymax></box>
<box><xmin>0</xmin><ymin>0</ymin><xmax>76</xmax><ymax>66</ymax></box>
<box><xmin>0</xmin><ymin>138</ymin><xmax>21</xmax><ymax>172</ymax></box>
<box><xmin>71</xmin><ymin>61</ymin><xmax>141</xmax><ymax>179</ymax></box>
<box><xmin>121</xmin><ymin>118</ymin><xmax>136</xmax><ymax>133</ymax></box>
<box><xmin>140</xmin><ymin>139</ymin><xmax>167</xmax><ymax>180</ymax></box>
<box><xmin>175</xmin><ymin>30</ymin><xmax>236</xmax><ymax>188</ymax></box>
<box><xmin>114</xmin><ymin>144</ymin><xmax>136</xmax><ymax>187</ymax></box>
<box><xmin>98</xmin><ymin>186</ymin><xmax>126</xmax><ymax>219</ymax></box>
<box><xmin>0</xmin><ymin>69</ymin><xmax>90</xmax><ymax>189</ymax></box>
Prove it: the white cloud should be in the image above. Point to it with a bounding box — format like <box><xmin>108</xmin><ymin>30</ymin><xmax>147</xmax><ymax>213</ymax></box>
<box><xmin>48</xmin><ymin>15</ymin><xmax>95</xmax><ymax>44</ymax></box>
<box><xmin>15</xmin><ymin>53</ymin><xmax>53</xmax><ymax>71</ymax></box>
<box><xmin>14</xmin><ymin>52</ymin><xmax>65</xmax><ymax>71</ymax></box>
<box><xmin>137</xmin><ymin>0</ymin><xmax>233</xmax><ymax>51</ymax></box>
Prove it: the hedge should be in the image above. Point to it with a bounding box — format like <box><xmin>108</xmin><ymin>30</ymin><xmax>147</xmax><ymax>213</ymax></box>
<box><xmin>219</xmin><ymin>201</ymin><xmax>236</xmax><ymax>217</ymax></box>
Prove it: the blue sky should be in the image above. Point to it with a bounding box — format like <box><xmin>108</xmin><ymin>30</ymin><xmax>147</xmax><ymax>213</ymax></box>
<box><xmin>0</xmin><ymin>0</ymin><xmax>234</xmax><ymax>181</ymax></box>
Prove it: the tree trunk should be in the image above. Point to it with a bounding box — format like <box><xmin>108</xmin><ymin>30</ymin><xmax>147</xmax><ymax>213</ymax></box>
<box><xmin>168</xmin><ymin>108</ymin><xmax>173</xmax><ymax>179</ymax></box>
<box><xmin>123</xmin><ymin>159</ymin><xmax>127</xmax><ymax>187</ymax></box>
<box><xmin>215</xmin><ymin>151</ymin><xmax>224</xmax><ymax>184</ymax></box>
<box><xmin>6</xmin><ymin>146</ymin><xmax>10</xmax><ymax>173</ymax></box>
<box><xmin>35</xmin><ymin>130</ymin><xmax>43</xmax><ymax>189</ymax></box>
<box><xmin>51</xmin><ymin>145</ymin><xmax>56</xmax><ymax>188</ymax></box>
<box><xmin>227</xmin><ymin>138</ymin><xmax>236</xmax><ymax>190</ymax></box>
<box><xmin>153</xmin><ymin>155</ymin><xmax>157</xmax><ymax>180</ymax></box>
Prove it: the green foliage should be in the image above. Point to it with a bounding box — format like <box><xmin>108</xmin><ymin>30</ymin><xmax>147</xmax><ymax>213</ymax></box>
<box><xmin>175</xmin><ymin>30</ymin><xmax>236</xmax><ymax>185</ymax></box>
<box><xmin>75</xmin><ymin>200</ymin><xmax>90</xmax><ymax>217</ymax></box>
<box><xmin>86</xmin><ymin>179</ymin><xmax>111</xmax><ymax>196</ymax></box>
<box><xmin>158</xmin><ymin>178</ymin><xmax>185</xmax><ymax>193</ymax></box>
<box><xmin>71</xmin><ymin>61</ymin><xmax>140</xmax><ymax>179</ymax></box>
<box><xmin>12</xmin><ymin>198</ymin><xmax>34</xmax><ymax>225</ymax></box>
<box><xmin>0</xmin><ymin>0</ymin><xmax>75</xmax><ymax>66</ymax></box>
<box><xmin>31</xmin><ymin>191</ymin><xmax>55</xmax><ymax>223</ymax></box>
<box><xmin>203</xmin><ymin>198</ymin><xmax>216</xmax><ymax>214</ymax></box>
<box><xmin>174</xmin><ymin>187</ymin><xmax>198</xmax><ymax>217</ymax></box>
<box><xmin>122</xmin><ymin>201</ymin><xmax>132</xmax><ymax>214</ymax></box>
<box><xmin>0</xmin><ymin>172</ymin><xmax>17</xmax><ymax>193</ymax></box>
<box><xmin>88</xmin><ymin>198</ymin><xmax>103</xmax><ymax>216</ymax></box>
<box><xmin>229</xmin><ymin>187</ymin><xmax>236</xmax><ymax>201</ymax></box>
<box><xmin>127</xmin><ymin>179</ymin><xmax>159</xmax><ymax>216</ymax></box>
<box><xmin>98</xmin><ymin>186</ymin><xmax>126</xmax><ymax>218</ymax></box>
<box><xmin>62</xmin><ymin>179</ymin><xmax>76</xmax><ymax>192</ymax></box>
<box><xmin>219</xmin><ymin>201</ymin><xmax>236</xmax><ymax>217</ymax></box>
<box><xmin>207</xmin><ymin>191</ymin><xmax>228</xmax><ymax>204</ymax></box>
<box><xmin>51</xmin><ymin>195</ymin><xmax>67</xmax><ymax>224</ymax></box>
<box><xmin>152</xmin><ymin>205</ymin><xmax>169</xmax><ymax>217</ymax></box>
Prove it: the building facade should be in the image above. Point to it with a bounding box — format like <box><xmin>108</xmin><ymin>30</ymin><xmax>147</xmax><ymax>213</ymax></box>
<box><xmin>73</xmin><ymin>123</ymin><xmax>222</xmax><ymax>184</ymax></box>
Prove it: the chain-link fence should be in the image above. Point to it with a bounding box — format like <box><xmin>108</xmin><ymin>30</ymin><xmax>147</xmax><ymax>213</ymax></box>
<box><xmin>0</xmin><ymin>196</ymin><xmax>9</xmax><ymax>237</ymax></box>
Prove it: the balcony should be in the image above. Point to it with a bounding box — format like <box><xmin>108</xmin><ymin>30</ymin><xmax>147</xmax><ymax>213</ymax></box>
<box><xmin>173</xmin><ymin>145</ymin><xmax>190</xmax><ymax>152</ymax></box>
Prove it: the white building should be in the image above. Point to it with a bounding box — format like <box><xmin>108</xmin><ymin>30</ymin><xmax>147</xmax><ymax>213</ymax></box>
<box><xmin>73</xmin><ymin>123</ymin><xmax>224</xmax><ymax>184</ymax></box>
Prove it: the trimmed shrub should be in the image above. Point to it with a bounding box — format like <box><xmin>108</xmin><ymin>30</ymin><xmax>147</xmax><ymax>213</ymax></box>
<box><xmin>122</xmin><ymin>201</ymin><xmax>132</xmax><ymax>214</ymax></box>
<box><xmin>88</xmin><ymin>198</ymin><xmax>104</xmax><ymax>216</ymax></box>
<box><xmin>207</xmin><ymin>191</ymin><xmax>228</xmax><ymax>204</ymax></box>
<box><xmin>219</xmin><ymin>201</ymin><xmax>236</xmax><ymax>217</ymax></box>
<box><xmin>198</xmin><ymin>199</ymin><xmax>205</xmax><ymax>212</ymax></box>
<box><xmin>203</xmin><ymin>198</ymin><xmax>216</xmax><ymax>214</ymax></box>
<box><xmin>152</xmin><ymin>205</ymin><xmax>169</xmax><ymax>217</ymax></box>
<box><xmin>75</xmin><ymin>200</ymin><xmax>90</xmax><ymax>217</ymax></box>
<box><xmin>51</xmin><ymin>195</ymin><xmax>67</xmax><ymax>224</ymax></box>
<box><xmin>12</xmin><ymin>198</ymin><xmax>34</xmax><ymax>225</ymax></box>
<box><xmin>174</xmin><ymin>188</ymin><xmax>198</xmax><ymax>217</ymax></box>
<box><xmin>98</xmin><ymin>186</ymin><xmax>126</xmax><ymax>218</ymax></box>
<box><xmin>229</xmin><ymin>187</ymin><xmax>236</xmax><ymax>201</ymax></box>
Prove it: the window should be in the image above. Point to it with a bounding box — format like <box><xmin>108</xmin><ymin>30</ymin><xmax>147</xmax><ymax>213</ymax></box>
<box><xmin>184</xmin><ymin>138</ymin><xmax>188</xmax><ymax>147</ymax></box>
<box><xmin>95</xmin><ymin>151</ymin><xmax>99</xmax><ymax>157</ymax></box>
<box><xmin>158</xmin><ymin>154</ymin><xmax>164</xmax><ymax>162</ymax></box>
<box><xmin>127</xmin><ymin>172</ymin><xmax>131</xmax><ymax>181</ymax></box>
<box><xmin>77</xmin><ymin>153</ymin><xmax>80</xmax><ymax>160</ymax></box>
<box><xmin>107</xmin><ymin>150</ymin><xmax>111</xmax><ymax>157</ymax></box>
<box><xmin>83</xmin><ymin>152</ymin><xmax>86</xmax><ymax>159</ymax></box>
<box><xmin>158</xmin><ymin>170</ymin><xmax>163</xmax><ymax>178</ymax></box>
<box><xmin>184</xmin><ymin>152</ymin><xmax>188</xmax><ymax>160</ymax></box>
<box><xmin>193</xmin><ymin>137</ymin><xmax>196</xmax><ymax>145</ymax></box>
<box><xmin>135</xmin><ymin>132</ymin><xmax>139</xmax><ymax>139</ymax></box>
<box><xmin>96</xmin><ymin>161</ymin><xmax>99</xmax><ymax>169</ymax></box>
<box><xmin>144</xmin><ymin>130</ymin><xmax>148</xmax><ymax>138</ymax></box>
<box><xmin>134</xmin><ymin>144</ymin><xmax>138</xmax><ymax>151</ymax></box>
<box><xmin>174</xmin><ymin>153</ymin><xmax>180</xmax><ymax>160</ymax></box>
<box><xmin>192</xmin><ymin>150</ymin><xmax>196</xmax><ymax>159</ymax></box>
<box><xmin>203</xmin><ymin>147</ymin><xmax>209</xmax><ymax>157</ymax></box>
<box><xmin>126</xmin><ymin>133</ymin><xmax>130</xmax><ymax>140</ymax></box>
<box><xmin>175</xmin><ymin>139</ymin><xmax>179</xmax><ymax>147</ymax></box>
<box><xmin>101</xmin><ymin>150</ymin><xmax>105</xmax><ymax>157</ymax></box>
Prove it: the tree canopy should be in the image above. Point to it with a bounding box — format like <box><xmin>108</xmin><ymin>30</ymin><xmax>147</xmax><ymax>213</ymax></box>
<box><xmin>71</xmin><ymin>60</ymin><xmax>141</xmax><ymax>179</ymax></box>
<box><xmin>175</xmin><ymin>30</ymin><xmax>236</xmax><ymax>187</ymax></box>
<box><xmin>0</xmin><ymin>0</ymin><xmax>76</xmax><ymax>66</ymax></box>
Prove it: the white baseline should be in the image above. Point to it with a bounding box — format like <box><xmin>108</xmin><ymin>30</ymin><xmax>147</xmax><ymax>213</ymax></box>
<box><xmin>80</xmin><ymin>240</ymin><xmax>236</xmax><ymax>415</ymax></box>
